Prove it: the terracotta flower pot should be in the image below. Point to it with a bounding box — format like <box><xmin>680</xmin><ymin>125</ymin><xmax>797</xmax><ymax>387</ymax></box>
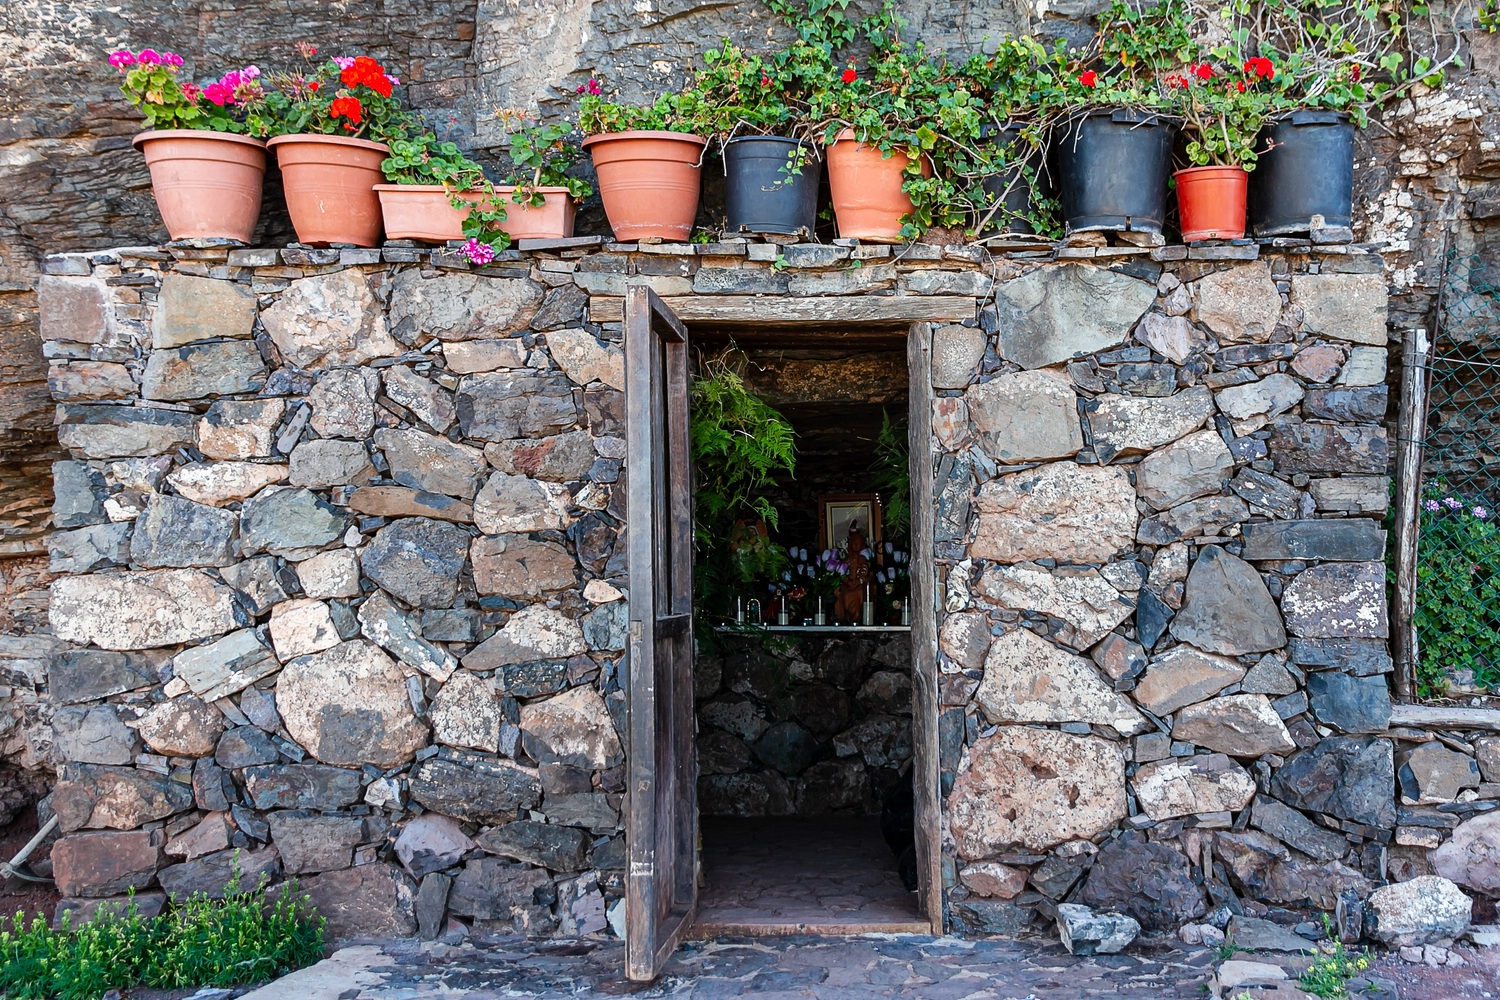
<box><xmin>375</xmin><ymin>184</ymin><xmax>483</xmax><ymax>242</ymax></box>
<box><xmin>581</xmin><ymin>130</ymin><xmax>706</xmax><ymax>241</ymax></box>
<box><xmin>495</xmin><ymin>187</ymin><xmax>578</xmax><ymax>240</ymax></box>
<box><xmin>131</xmin><ymin>130</ymin><xmax>267</xmax><ymax>242</ymax></box>
<box><xmin>825</xmin><ymin>129</ymin><xmax>929</xmax><ymax>242</ymax></box>
<box><xmin>267</xmin><ymin>134</ymin><xmax>390</xmax><ymax>247</ymax></box>
<box><xmin>1174</xmin><ymin>165</ymin><xmax>1249</xmax><ymax>242</ymax></box>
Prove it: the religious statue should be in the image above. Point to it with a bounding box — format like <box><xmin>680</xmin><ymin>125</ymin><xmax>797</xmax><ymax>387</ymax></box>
<box><xmin>833</xmin><ymin>522</ymin><xmax>872</xmax><ymax>625</ymax></box>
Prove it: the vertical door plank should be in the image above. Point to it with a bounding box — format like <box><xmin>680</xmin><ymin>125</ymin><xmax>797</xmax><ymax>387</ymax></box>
<box><xmin>907</xmin><ymin>321</ymin><xmax>943</xmax><ymax>933</ymax></box>
<box><xmin>625</xmin><ymin>285</ymin><xmax>698</xmax><ymax>981</ymax></box>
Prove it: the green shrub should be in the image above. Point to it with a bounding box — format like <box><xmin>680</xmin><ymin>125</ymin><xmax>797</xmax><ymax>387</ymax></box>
<box><xmin>0</xmin><ymin>877</ymin><xmax>324</xmax><ymax>999</ymax></box>
<box><xmin>1405</xmin><ymin>484</ymin><xmax>1500</xmax><ymax>697</ymax></box>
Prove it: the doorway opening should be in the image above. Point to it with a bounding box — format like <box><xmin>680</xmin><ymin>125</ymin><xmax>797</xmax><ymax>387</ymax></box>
<box><xmin>687</xmin><ymin>326</ymin><xmax>927</xmax><ymax>935</ymax></box>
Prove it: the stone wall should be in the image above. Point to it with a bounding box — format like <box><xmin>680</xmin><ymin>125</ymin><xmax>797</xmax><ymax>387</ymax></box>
<box><xmin>697</xmin><ymin>634</ymin><xmax>913</xmax><ymax>817</ymax></box>
<box><xmin>31</xmin><ymin>238</ymin><xmax>1500</xmax><ymax>945</ymax></box>
<box><xmin>3</xmin><ymin>3</ymin><xmax>1499</xmax><ymax>559</ymax></box>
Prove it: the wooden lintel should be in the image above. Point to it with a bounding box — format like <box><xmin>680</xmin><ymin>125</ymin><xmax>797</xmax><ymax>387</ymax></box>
<box><xmin>1389</xmin><ymin>704</ymin><xmax>1500</xmax><ymax>731</ymax></box>
<box><xmin>588</xmin><ymin>295</ymin><xmax>977</xmax><ymax>326</ymax></box>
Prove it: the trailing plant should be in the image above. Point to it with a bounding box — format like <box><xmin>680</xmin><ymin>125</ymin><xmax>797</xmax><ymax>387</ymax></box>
<box><xmin>1211</xmin><ymin>0</ymin><xmax>1464</xmax><ymax>126</ymax></box>
<box><xmin>108</xmin><ymin>47</ymin><xmax>265</xmax><ymax>134</ymax></box>
<box><xmin>956</xmin><ymin>39</ymin><xmax>1067</xmax><ymax>235</ymax></box>
<box><xmin>690</xmin><ymin>354</ymin><xmax>797</xmax><ymax>540</ymax></box>
<box><xmin>380</xmin><ymin>131</ymin><xmax>513</xmax><ymax>262</ymax></box>
<box><xmin>871</xmin><ymin>411</ymin><xmax>910</xmax><ymax>537</ymax></box>
<box><xmin>1400</xmin><ymin>484</ymin><xmax>1500</xmax><ymax>697</ymax></box>
<box><xmin>1059</xmin><ymin>0</ymin><xmax>1196</xmax><ymax>114</ymax></box>
<box><xmin>0</xmin><ymin>873</ymin><xmax>324</xmax><ymax>999</ymax></box>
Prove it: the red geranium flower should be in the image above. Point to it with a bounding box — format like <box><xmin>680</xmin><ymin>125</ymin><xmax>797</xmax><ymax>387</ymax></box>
<box><xmin>1242</xmin><ymin>56</ymin><xmax>1276</xmax><ymax>80</ymax></box>
<box><xmin>330</xmin><ymin>95</ymin><xmax>364</xmax><ymax>131</ymax></box>
<box><xmin>761</xmin><ymin>73</ymin><xmax>772</xmax><ymax>87</ymax></box>
<box><xmin>1078</xmin><ymin>70</ymin><xmax>1097</xmax><ymax>88</ymax></box>
<box><xmin>1192</xmin><ymin>63</ymin><xmax>1214</xmax><ymax>80</ymax></box>
<box><xmin>842</xmin><ymin>67</ymin><xmax>857</xmax><ymax>83</ymax></box>
<box><xmin>1236</xmin><ymin>81</ymin><xmax>1247</xmax><ymax>92</ymax></box>
<box><xmin>340</xmin><ymin>56</ymin><xmax>394</xmax><ymax>98</ymax></box>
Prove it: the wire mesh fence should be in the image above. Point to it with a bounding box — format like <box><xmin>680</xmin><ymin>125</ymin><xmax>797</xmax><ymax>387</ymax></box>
<box><xmin>1410</xmin><ymin>248</ymin><xmax>1500</xmax><ymax>697</ymax></box>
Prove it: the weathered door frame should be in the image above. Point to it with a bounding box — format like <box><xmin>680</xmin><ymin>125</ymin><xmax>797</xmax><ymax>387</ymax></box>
<box><xmin>622</xmin><ymin>295</ymin><xmax>971</xmax><ymax>973</ymax></box>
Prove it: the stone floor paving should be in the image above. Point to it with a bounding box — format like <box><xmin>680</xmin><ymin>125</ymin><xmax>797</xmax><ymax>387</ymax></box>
<box><xmin>240</xmin><ymin>934</ymin><xmax>1221</xmax><ymax>1000</ymax></box>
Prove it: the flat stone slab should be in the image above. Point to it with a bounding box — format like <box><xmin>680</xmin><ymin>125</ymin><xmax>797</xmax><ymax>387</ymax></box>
<box><xmin>242</xmin><ymin>934</ymin><xmax>1218</xmax><ymax>999</ymax></box>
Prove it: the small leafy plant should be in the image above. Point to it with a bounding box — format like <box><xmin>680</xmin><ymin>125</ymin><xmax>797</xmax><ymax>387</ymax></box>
<box><xmin>871</xmin><ymin>411</ymin><xmax>910</xmax><ymax>537</ymax></box>
<box><xmin>1298</xmin><ymin>935</ymin><xmax>1371</xmax><ymax>998</ymax></box>
<box><xmin>1403</xmin><ymin>485</ymin><xmax>1500</xmax><ymax>697</ymax></box>
<box><xmin>380</xmin><ymin>131</ymin><xmax>513</xmax><ymax>262</ymax></box>
<box><xmin>496</xmin><ymin>110</ymin><xmax>594</xmax><ymax>204</ymax></box>
<box><xmin>577</xmin><ymin>77</ymin><xmax>714</xmax><ymax>136</ymax></box>
<box><xmin>690</xmin><ymin>352</ymin><xmax>797</xmax><ymax>628</ymax></box>
<box><xmin>0</xmin><ymin>874</ymin><xmax>324</xmax><ymax>999</ymax></box>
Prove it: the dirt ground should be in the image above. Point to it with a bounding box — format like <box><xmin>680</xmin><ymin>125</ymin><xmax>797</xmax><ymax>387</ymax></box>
<box><xmin>1367</xmin><ymin>946</ymin><xmax>1500</xmax><ymax>1000</ymax></box>
<box><xmin>0</xmin><ymin>808</ymin><xmax>58</xmax><ymax>927</ymax></box>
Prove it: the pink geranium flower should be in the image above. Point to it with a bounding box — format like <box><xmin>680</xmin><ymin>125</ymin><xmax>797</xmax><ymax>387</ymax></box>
<box><xmin>461</xmin><ymin>238</ymin><xmax>496</xmax><ymax>266</ymax></box>
<box><xmin>108</xmin><ymin>49</ymin><xmax>136</xmax><ymax>69</ymax></box>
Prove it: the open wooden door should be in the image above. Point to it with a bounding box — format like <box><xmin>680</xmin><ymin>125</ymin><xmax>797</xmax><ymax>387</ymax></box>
<box><xmin>624</xmin><ymin>285</ymin><xmax>697</xmax><ymax>981</ymax></box>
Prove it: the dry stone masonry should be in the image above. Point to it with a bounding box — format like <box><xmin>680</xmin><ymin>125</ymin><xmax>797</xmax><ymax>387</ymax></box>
<box><xmin>30</xmin><ymin>234</ymin><xmax>1495</xmax><ymax>950</ymax></box>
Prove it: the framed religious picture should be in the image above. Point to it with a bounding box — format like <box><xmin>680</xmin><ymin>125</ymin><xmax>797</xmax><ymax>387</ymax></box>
<box><xmin>818</xmin><ymin>493</ymin><xmax>882</xmax><ymax>553</ymax></box>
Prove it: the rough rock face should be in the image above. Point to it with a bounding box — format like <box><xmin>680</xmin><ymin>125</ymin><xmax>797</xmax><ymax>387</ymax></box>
<box><xmin>975</xmin><ymin>627</ymin><xmax>1147</xmax><ymax>735</ymax></box>
<box><xmin>1169</xmin><ymin>546</ymin><xmax>1287</xmax><ymax>655</ymax></box>
<box><xmin>51</xmin><ymin>570</ymin><xmax>241</xmax><ymax>650</ymax></box>
<box><xmin>965</xmin><ymin>370</ymin><xmax>1082</xmax><ymax>464</ymax></box>
<box><xmin>1086</xmin><ymin>387</ymin><xmax>1213</xmax><ymax>462</ymax></box>
<box><xmin>1077</xmin><ymin>834</ymin><xmax>1207</xmax><ymax>932</ymax></box>
<box><xmin>1130</xmin><ymin>754</ymin><xmax>1257</xmax><ymax>821</ymax></box>
<box><xmin>991</xmin><ymin>264</ymin><xmax>1156</xmax><ymax>369</ymax></box>
<box><xmin>1363</xmin><ymin>877</ymin><xmax>1472</xmax><ymax>946</ymax></box>
<box><xmin>976</xmin><ymin>563</ymin><xmax>1132</xmax><ymax>648</ymax></box>
<box><xmin>261</xmin><ymin>269</ymin><xmax>398</xmax><ymax>368</ymax></box>
<box><xmin>1432</xmin><ymin>813</ymin><xmax>1500</xmax><ymax>894</ymax></box>
<box><xmin>276</xmin><ymin>641</ymin><xmax>428</xmax><ymax>768</ymax></box>
<box><xmin>971</xmin><ymin>463</ymin><xmax>1138</xmax><ymax>564</ymax></box>
<box><xmin>1172</xmin><ymin>695</ymin><xmax>1296</xmax><ymax>757</ymax></box>
<box><xmin>949</xmin><ymin>727</ymin><xmax>1126</xmax><ymax>855</ymax></box>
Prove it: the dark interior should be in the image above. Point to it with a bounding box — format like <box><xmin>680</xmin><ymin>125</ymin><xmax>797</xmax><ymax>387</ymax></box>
<box><xmin>689</xmin><ymin>331</ymin><xmax>923</xmax><ymax>933</ymax></box>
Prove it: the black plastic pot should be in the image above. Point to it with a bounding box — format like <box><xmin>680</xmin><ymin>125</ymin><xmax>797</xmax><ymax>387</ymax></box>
<box><xmin>723</xmin><ymin>135</ymin><xmax>820</xmax><ymax>236</ymax></box>
<box><xmin>1056</xmin><ymin>108</ymin><xmax>1176</xmax><ymax>234</ymax></box>
<box><xmin>978</xmin><ymin>124</ymin><xmax>1054</xmax><ymax>236</ymax></box>
<box><xmin>1248</xmin><ymin>110</ymin><xmax>1354</xmax><ymax>237</ymax></box>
